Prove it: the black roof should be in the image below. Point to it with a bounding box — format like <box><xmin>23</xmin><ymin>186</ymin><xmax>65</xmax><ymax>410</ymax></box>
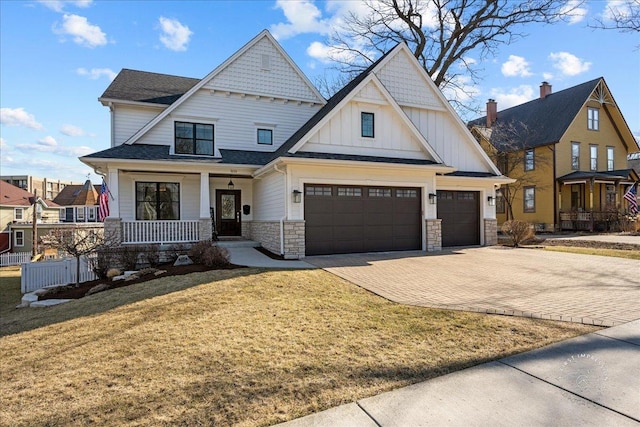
<box><xmin>101</xmin><ymin>69</ymin><xmax>200</xmax><ymax>105</ymax></box>
<box><xmin>469</xmin><ymin>78</ymin><xmax>602</xmax><ymax>151</ymax></box>
<box><xmin>557</xmin><ymin>169</ymin><xmax>638</xmax><ymax>182</ymax></box>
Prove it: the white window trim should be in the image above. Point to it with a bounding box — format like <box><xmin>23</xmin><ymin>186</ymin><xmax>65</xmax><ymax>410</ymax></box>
<box><xmin>255</xmin><ymin>123</ymin><xmax>276</xmax><ymax>146</ymax></box>
<box><xmin>607</xmin><ymin>146</ymin><xmax>614</xmax><ymax>171</ymax></box>
<box><xmin>14</xmin><ymin>208</ymin><xmax>24</xmax><ymax>221</ymax></box>
<box><xmin>590</xmin><ymin>145</ymin><xmax>598</xmax><ymax>171</ymax></box>
<box><xmin>88</xmin><ymin>207</ymin><xmax>96</xmax><ymax>221</ymax></box>
<box><xmin>588</xmin><ymin>107</ymin><xmax>599</xmax><ymax>131</ymax></box>
<box><xmin>14</xmin><ymin>230</ymin><xmax>24</xmax><ymax>247</ymax></box>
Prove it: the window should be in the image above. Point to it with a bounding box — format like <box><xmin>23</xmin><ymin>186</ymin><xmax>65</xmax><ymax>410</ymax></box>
<box><xmin>496</xmin><ymin>190</ymin><xmax>505</xmax><ymax>214</ymax></box>
<box><xmin>88</xmin><ymin>207</ymin><xmax>96</xmax><ymax>221</ymax></box>
<box><xmin>571</xmin><ymin>142</ymin><xmax>580</xmax><ymax>170</ymax></box>
<box><xmin>369</xmin><ymin>188</ymin><xmax>392</xmax><ymax>197</ymax></box>
<box><xmin>59</xmin><ymin>208</ymin><xmax>65</xmax><ymax>221</ymax></box>
<box><xmin>76</xmin><ymin>207</ymin><xmax>85</xmax><ymax>221</ymax></box>
<box><xmin>587</xmin><ymin>107</ymin><xmax>599</xmax><ymax>130</ymax></box>
<box><xmin>524</xmin><ymin>149</ymin><xmax>535</xmax><ymax>171</ymax></box>
<box><xmin>524</xmin><ymin>186</ymin><xmax>535</xmax><ymax>213</ymax></box>
<box><xmin>305</xmin><ymin>186</ymin><xmax>332</xmax><ymax>196</ymax></box>
<box><xmin>337</xmin><ymin>187</ymin><xmax>362</xmax><ymax>197</ymax></box>
<box><xmin>175</xmin><ymin>122</ymin><xmax>214</xmax><ymax>156</ymax></box>
<box><xmin>257</xmin><ymin>128</ymin><xmax>273</xmax><ymax>145</ymax></box>
<box><xmin>14</xmin><ymin>230</ymin><xmax>24</xmax><ymax>247</ymax></box>
<box><xmin>396</xmin><ymin>189</ymin><xmax>418</xmax><ymax>198</ymax></box>
<box><xmin>135</xmin><ymin>182</ymin><xmax>180</xmax><ymax>220</ymax></box>
<box><xmin>590</xmin><ymin>145</ymin><xmax>598</xmax><ymax>171</ymax></box>
<box><xmin>607</xmin><ymin>146</ymin><xmax>614</xmax><ymax>171</ymax></box>
<box><xmin>361</xmin><ymin>112</ymin><xmax>374</xmax><ymax>138</ymax></box>
<box><xmin>14</xmin><ymin>208</ymin><xmax>24</xmax><ymax>221</ymax></box>
<box><xmin>571</xmin><ymin>185</ymin><xmax>581</xmax><ymax>210</ymax></box>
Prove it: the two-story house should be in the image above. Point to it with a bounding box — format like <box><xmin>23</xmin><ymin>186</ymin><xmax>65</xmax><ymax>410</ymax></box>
<box><xmin>470</xmin><ymin>79</ymin><xmax>639</xmax><ymax>232</ymax></box>
<box><xmin>80</xmin><ymin>30</ymin><xmax>511</xmax><ymax>258</ymax></box>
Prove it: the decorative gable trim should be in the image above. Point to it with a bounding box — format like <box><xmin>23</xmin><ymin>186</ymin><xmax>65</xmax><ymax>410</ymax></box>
<box><xmin>123</xmin><ymin>30</ymin><xmax>325</xmax><ymax>146</ymax></box>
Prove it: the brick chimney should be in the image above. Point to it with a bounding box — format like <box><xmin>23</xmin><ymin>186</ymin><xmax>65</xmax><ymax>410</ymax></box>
<box><xmin>540</xmin><ymin>81</ymin><xmax>552</xmax><ymax>98</ymax></box>
<box><xmin>486</xmin><ymin>99</ymin><xmax>497</xmax><ymax>127</ymax></box>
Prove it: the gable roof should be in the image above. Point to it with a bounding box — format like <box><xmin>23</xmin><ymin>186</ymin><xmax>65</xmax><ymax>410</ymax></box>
<box><xmin>100</xmin><ymin>69</ymin><xmax>199</xmax><ymax>105</ymax></box>
<box><xmin>0</xmin><ymin>180</ymin><xmax>57</xmax><ymax>208</ymax></box>
<box><xmin>123</xmin><ymin>30</ymin><xmax>325</xmax><ymax>146</ymax></box>
<box><xmin>53</xmin><ymin>180</ymin><xmax>100</xmax><ymax>206</ymax></box>
<box><xmin>469</xmin><ymin>78</ymin><xmax>602</xmax><ymax>151</ymax></box>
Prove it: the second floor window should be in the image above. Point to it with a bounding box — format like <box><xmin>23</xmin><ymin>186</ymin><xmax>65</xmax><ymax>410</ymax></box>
<box><xmin>587</xmin><ymin>107</ymin><xmax>599</xmax><ymax>130</ymax></box>
<box><xmin>361</xmin><ymin>112</ymin><xmax>374</xmax><ymax>138</ymax></box>
<box><xmin>175</xmin><ymin>122</ymin><xmax>214</xmax><ymax>156</ymax></box>
<box><xmin>607</xmin><ymin>146</ymin><xmax>614</xmax><ymax>171</ymax></box>
<box><xmin>257</xmin><ymin>128</ymin><xmax>273</xmax><ymax>145</ymax></box>
<box><xmin>524</xmin><ymin>149</ymin><xmax>535</xmax><ymax>171</ymax></box>
<box><xmin>590</xmin><ymin>145</ymin><xmax>598</xmax><ymax>171</ymax></box>
<box><xmin>571</xmin><ymin>142</ymin><xmax>580</xmax><ymax>170</ymax></box>
<box><xmin>14</xmin><ymin>208</ymin><xmax>24</xmax><ymax>221</ymax></box>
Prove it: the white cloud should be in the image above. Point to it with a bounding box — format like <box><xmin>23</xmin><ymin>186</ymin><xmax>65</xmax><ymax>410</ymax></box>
<box><xmin>490</xmin><ymin>85</ymin><xmax>536</xmax><ymax>109</ymax></box>
<box><xmin>38</xmin><ymin>136</ymin><xmax>58</xmax><ymax>147</ymax></box>
<box><xmin>549</xmin><ymin>51</ymin><xmax>591</xmax><ymax>76</ymax></box>
<box><xmin>0</xmin><ymin>107</ymin><xmax>44</xmax><ymax>130</ymax></box>
<box><xmin>60</xmin><ymin>124</ymin><xmax>87</xmax><ymax>136</ymax></box>
<box><xmin>0</xmin><ymin>137</ymin><xmax>7</xmax><ymax>149</ymax></box>
<box><xmin>76</xmin><ymin>67</ymin><xmax>117</xmax><ymax>81</ymax></box>
<box><xmin>158</xmin><ymin>17</ymin><xmax>192</xmax><ymax>52</ymax></box>
<box><xmin>561</xmin><ymin>0</ymin><xmax>588</xmax><ymax>24</ymax></box>
<box><xmin>602</xmin><ymin>0</ymin><xmax>635</xmax><ymax>22</ymax></box>
<box><xmin>37</xmin><ymin>0</ymin><xmax>92</xmax><ymax>12</ymax></box>
<box><xmin>16</xmin><ymin>141</ymin><xmax>94</xmax><ymax>157</ymax></box>
<box><xmin>542</xmin><ymin>72</ymin><xmax>554</xmax><ymax>80</ymax></box>
<box><xmin>271</xmin><ymin>0</ymin><xmax>332</xmax><ymax>40</ymax></box>
<box><xmin>53</xmin><ymin>13</ymin><xmax>107</xmax><ymax>48</ymax></box>
<box><xmin>501</xmin><ymin>55</ymin><xmax>532</xmax><ymax>77</ymax></box>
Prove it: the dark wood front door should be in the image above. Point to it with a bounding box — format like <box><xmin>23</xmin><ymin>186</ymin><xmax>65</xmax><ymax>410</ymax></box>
<box><xmin>216</xmin><ymin>190</ymin><xmax>241</xmax><ymax>236</ymax></box>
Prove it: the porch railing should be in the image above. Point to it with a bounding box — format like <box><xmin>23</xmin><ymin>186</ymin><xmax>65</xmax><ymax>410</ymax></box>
<box><xmin>560</xmin><ymin>211</ymin><xmax>620</xmax><ymax>232</ymax></box>
<box><xmin>122</xmin><ymin>220</ymin><xmax>200</xmax><ymax>245</ymax></box>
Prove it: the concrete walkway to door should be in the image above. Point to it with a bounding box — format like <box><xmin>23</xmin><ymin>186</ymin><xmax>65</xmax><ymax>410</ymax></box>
<box><xmin>306</xmin><ymin>247</ymin><xmax>640</xmax><ymax>326</ymax></box>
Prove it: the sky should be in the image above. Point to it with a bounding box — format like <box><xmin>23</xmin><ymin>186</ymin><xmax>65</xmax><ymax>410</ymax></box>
<box><xmin>1</xmin><ymin>0</ymin><xmax>639</xmax><ymax>185</ymax></box>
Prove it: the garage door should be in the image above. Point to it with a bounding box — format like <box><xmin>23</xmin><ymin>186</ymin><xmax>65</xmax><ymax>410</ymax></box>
<box><xmin>305</xmin><ymin>185</ymin><xmax>421</xmax><ymax>256</ymax></box>
<box><xmin>437</xmin><ymin>190</ymin><xmax>480</xmax><ymax>247</ymax></box>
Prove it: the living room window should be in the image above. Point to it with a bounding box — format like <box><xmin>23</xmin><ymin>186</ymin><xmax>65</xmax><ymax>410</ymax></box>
<box><xmin>590</xmin><ymin>145</ymin><xmax>598</xmax><ymax>171</ymax></box>
<box><xmin>523</xmin><ymin>186</ymin><xmax>535</xmax><ymax>213</ymax></box>
<box><xmin>607</xmin><ymin>146</ymin><xmax>614</xmax><ymax>171</ymax></box>
<box><xmin>571</xmin><ymin>142</ymin><xmax>580</xmax><ymax>170</ymax></box>
<box><xmin>587</xmin><ymin>107</ymin><xmax>599</xmax><ymax>130</ymax></box>
<box><xmin>257</xmin><ymin>128</ymin><xmax>273</xmax><ymax>145</ymax></box>
<box><xmin>524</xmin><ymin>149</ymin><xmax>535</xmax><ymax>171</ymax></box>
<box><xmin>135</xmin><ymin>182</ymin><xmax>180</xmax><ymax>220</ymax></box>
<box><xmin>175</xmin><ymin>122</ymin><xmax>214</xmax><ymax>156</ymax></box>
<box><xmin>361</xmin><ymin>112</ymin><xmax>374</xmax><ymax>138</ymax></box>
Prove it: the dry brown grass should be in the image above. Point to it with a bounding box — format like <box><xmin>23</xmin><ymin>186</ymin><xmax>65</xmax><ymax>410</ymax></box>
<box><xmin>544</xmin><ymin>245</ymin><xmax>640</xmax><ymax>260</ymax></box>
<box><xmin>0</xmin><ymin>267</ymin><xmax>597</xmax><ymax>426</ymax></box>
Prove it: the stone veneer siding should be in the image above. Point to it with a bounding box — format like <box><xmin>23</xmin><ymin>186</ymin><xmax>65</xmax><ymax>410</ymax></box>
<box><xmin>198</xmin><ymin>218</ymin><xmax>212</xmax><ymax>242</ymax></box>
<box><xmin>250</xmin><ymin>221</ymin><xmax>281</xmax><ymax>255</ymax></box>
<box><xmin>283</xmin><ymin>220</ymin><xmax>305</xmax><ymax>259</ymax></box>
<box><xmin>425</xmin><ymin>219</ymin><xmax>442</xmax><ymax>252</ymax></box>
<box><xmin>103</xmin><ymin>218</ymin><xmax>122</xmax><ymax>245</ymax></box>
<box><xmin>484</xmin><ymin>218</ymin><xmax>498</xmax><ymax>246</ymax></box>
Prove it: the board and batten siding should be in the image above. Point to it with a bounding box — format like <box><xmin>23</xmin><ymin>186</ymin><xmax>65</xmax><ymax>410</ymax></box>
<box><xmin>113</xmin><ymin>105</ymin><xmax>165</xmax><ymax>146</ymax></box>
<box><xmin>253</xmin><ymin>171</ymin><xmax>284</xmax><ymax>221</ymax></box>
<box><xmin>118</xmin><ymin>173</ymin><xmax>200</xmax><ymax>221</ymax></box>
<box><xmin>136</xmin><ymin>90</ymin><xmax>321</xmax><ymax>153</ymax></box>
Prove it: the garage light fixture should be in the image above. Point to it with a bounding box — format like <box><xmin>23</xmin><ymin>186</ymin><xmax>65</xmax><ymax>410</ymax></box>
<box><xmin>487</xmin><ymin>196</ymin><xmax>495</xmax><ymax>206</ymax></box>
<box><xmin>428</xmin><ymin>193</ymin><xmax>437</xmax><ymax>204</ymax></box>
<box><xmin>292</xmin><ymin>189</ymin><xmax>302</xmax><ymax>203</ymax></box>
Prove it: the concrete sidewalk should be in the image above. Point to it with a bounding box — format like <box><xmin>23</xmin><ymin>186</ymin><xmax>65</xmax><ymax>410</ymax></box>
<box><xmin>226</xmin><ymin>247</ymin><xmax>313</xmax><ymax>269</ymax></box>
<box><xmin>279</xmin><ymin>319</ymin><xmax>640</xmax><ymax>426</ymax></box>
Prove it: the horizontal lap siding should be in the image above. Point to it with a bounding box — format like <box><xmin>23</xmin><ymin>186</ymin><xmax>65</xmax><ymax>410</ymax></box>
<box><xmin>253</xmin><ymin>171</ymin><xmax>284</xmax><ymax>221</ymax></box>
<box><xmin>114</xmin><ymin>105</ymin><xmax>164</xmax><ymax>146</ymax></box>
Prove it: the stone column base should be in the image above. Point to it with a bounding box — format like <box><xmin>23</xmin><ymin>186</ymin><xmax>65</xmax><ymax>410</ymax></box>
<box><xmin>283</xmin><ymin>220</ymin><xmax>305</xmax><ymax>259</ymax></box>
<box><xmin>484</xmin><ymin>218</ymin><xmax>498</xmax><ymax>246</ymax></box>
<box><xmin>198</xmin><ymin>218</ymin><xmax>212</xmax><ymax>241</ymax></box>
<box><xmin>103</xmin><ymin>218</ymin><xmax>122</xmax><ymax>246</ymax></box>
<box><xmin>426</xmin><ymin>219</ymin><xmax>442</xmax><ymax>252</ymax></box>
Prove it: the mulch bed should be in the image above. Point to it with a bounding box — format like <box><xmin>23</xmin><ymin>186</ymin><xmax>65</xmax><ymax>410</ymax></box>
<box><xmin>38</xmin><ymin>262</ymin><xmax>241</xmax><ymax>301</ymax></box>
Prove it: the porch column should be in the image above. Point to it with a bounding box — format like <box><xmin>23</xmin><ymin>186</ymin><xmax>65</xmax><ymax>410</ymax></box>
<box><xmin>199</xmin><ymin>172</ymin><xmax>212</xmax><ymax>241</ymax></box>
<box><xmin>107</xmin><ymin>168</ymin><xmax>119</xmax><ymax>218</ymax></box>
<box><xmin>589</xmin><ymin>179</ymin><xmax>594</xmax><ymax>232</ymax></box>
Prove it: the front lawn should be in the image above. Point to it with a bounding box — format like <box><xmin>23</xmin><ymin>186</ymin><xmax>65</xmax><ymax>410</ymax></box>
<box><xmin>0</xmin><ymin>267</ymin><xmax>597</xmax><ymax>426</ymax></box>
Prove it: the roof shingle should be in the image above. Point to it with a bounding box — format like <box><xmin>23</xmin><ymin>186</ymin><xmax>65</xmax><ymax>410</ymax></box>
<box><xmin>101</xmin><ymin>69</ymin><xmax>200</xmax><ymax>105</ymax></box>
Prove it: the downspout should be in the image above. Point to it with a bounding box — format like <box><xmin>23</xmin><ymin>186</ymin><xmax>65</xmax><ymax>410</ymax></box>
<box><xmin>274</xmin><ymin>164</ymin><xmax>287</xmax><ymax>256</ymax></box>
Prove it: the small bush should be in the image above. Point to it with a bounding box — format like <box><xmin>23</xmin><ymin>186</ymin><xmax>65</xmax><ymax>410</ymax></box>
<box><xmin>118</xmin><ymin>245</ymin><xmax>141</xmax><ymax>271</ymax></box>
<box><xmin>94</xmin><ymin>247</ymin><xmax>120</xmax><ymax>279</ymax></box>
<box><xmin>140</xmin><ymin>244</ymin><xmax>161</xmax><ymax>267</ymax></box>
<box><xmin>188</xmin><ymin>240</ymin><xmax>230</xmax><ymax>268</ymax></box>
<box><xmin>501</xmin><ymin>220</ymin><xmax>534</xmax><ymax>247</ymax></box>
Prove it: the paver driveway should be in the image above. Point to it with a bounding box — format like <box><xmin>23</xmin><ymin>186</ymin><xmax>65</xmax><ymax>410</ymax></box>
<box><xmin>306</xmin><ymin>247</ymin><xmax>640</xmax><ymax>326</ymax></box>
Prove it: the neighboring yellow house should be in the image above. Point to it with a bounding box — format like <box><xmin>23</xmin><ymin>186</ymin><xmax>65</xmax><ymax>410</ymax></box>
<box><xmin>469</xmin><ymin>78</ymin><xmax>639</xmax><ymax>232</ymax></box>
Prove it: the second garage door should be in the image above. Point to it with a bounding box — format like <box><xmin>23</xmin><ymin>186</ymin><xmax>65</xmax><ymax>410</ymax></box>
<box><xmin>305</xmin><ymin>185</ymin><xmax>421</xmax><ymax>256</ymax></box>
<box><xmin>437</xmin><ymin>190</ymin><xmax>480</xmax><ymax>247</ymax></box>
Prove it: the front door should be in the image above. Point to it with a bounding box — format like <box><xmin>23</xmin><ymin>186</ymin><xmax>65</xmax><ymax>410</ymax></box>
<box><xmin>216</xmin><ymin>190</ymin><xmax>241</xmax><ymax>236</ymax></box>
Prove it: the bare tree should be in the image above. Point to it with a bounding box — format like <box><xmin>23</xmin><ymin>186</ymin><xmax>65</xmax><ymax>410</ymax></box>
<box><xmin>326</xmin><ymin>0</ymin><xmax>583</xmax><ymax>104</ymax></box>
<box><xmin>473</xmin><ymin>121</ymin><xmax>552</xmax><ymax>220</ymax></box>
<box><xmin>589</xmin><ymin>0</ymin><xmax>640</xmax><ymax>32</ymax></box>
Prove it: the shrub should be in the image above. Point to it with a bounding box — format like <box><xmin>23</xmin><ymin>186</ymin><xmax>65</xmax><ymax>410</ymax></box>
<box><xmin>118</xmin><ymin>245</ymin><xmax>141</xmax><ymax>271</ymax></box>
<box><xmin>140</xmin><ymin>244</ymin><xmax>161</xmax><ymax>267</ymax></box>
<box><xmin>188</xmin><ymin>240</ymin><xmax>230</xmax><ymax>268</ymax></box>
<box><xmin>501</xmin><ymin>220</ymin><xmax>534</xmax><ymax>247</ymax></box>
<box><xmin>94</xmin><ymin>247</ymin><xmax>120</xmax><ymax>279</ymax></box>
<box><xmin>166</xmin><ymin>243</ymin><xmax>190</xmax><ymax>263</ymax></box>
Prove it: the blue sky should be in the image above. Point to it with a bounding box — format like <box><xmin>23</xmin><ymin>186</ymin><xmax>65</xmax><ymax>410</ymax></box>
<box><xmin>1</xmin><ymin>0</ymin><xmax>638</xmax><ymax>185</ymax></box>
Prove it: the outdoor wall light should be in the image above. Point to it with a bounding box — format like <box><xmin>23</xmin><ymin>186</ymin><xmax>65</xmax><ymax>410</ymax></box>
<box><xmin>487</xmin><ymin>196</ymin><xmax>495</xmax><ymax>206</ymax></box>
<box><xmin>292</xmin><ymin>189</ymin><xmax>302</xmax><ymax>203</ymax></box>
<box><xmin>227</xmin><ymin>179</ymin><xmax>235</xmax><ymax>190</ymax></box>
<box><xmin>428</xmin><ymin>193</ymin><xmax>437</xmax><ymax>204</ymax></box>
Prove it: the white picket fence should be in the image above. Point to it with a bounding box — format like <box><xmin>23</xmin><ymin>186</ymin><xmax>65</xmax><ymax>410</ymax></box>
<box><xmin>21</xmin><ymin>255</ymin><xmax>98</xmax><ymax>293</ymax></box>
<box><xmin>0</xmin><ymin>252</ymin><xmax>31</xmax><ymax>267</ymax></box>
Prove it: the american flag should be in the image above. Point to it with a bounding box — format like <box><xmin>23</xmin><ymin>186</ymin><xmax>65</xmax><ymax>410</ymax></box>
<box><xmin>98</xmin><ymin>179</ymin><xmax>110</xmax><ymax>221</ymax></box>
<box><xmin>623</xmin><ymin>184</ymin><xmax>638</xmax><ymax>215</ymax></box>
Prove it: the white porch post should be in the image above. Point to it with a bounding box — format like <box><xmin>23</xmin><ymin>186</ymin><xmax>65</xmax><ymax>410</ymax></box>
<box><xmin>198</xmin><ymin>172</ymin><xmax>212</xmax><ymax>241</ymax></box>
<box><xmin>108</xmin><ymin>168</ymin><xmax>120</xmax><ymax>218</ymax></box>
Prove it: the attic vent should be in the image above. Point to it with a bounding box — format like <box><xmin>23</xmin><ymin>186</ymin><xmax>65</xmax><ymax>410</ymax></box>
<box><xmin>261</xmin><ymin>54</ymin><xmax>270</xmax><ymax>71</ymax></box>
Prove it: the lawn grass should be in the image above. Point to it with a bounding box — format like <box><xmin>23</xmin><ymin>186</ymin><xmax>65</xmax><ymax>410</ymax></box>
<box><xmin>544</xmin><ymin>245</ymin><xmax>640</xmax><ymax>260</ymax></box>
<box><xmin>0</xmin><ymin>267</ymin><xmax>597</xmax><ymax>426</ymax></box>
